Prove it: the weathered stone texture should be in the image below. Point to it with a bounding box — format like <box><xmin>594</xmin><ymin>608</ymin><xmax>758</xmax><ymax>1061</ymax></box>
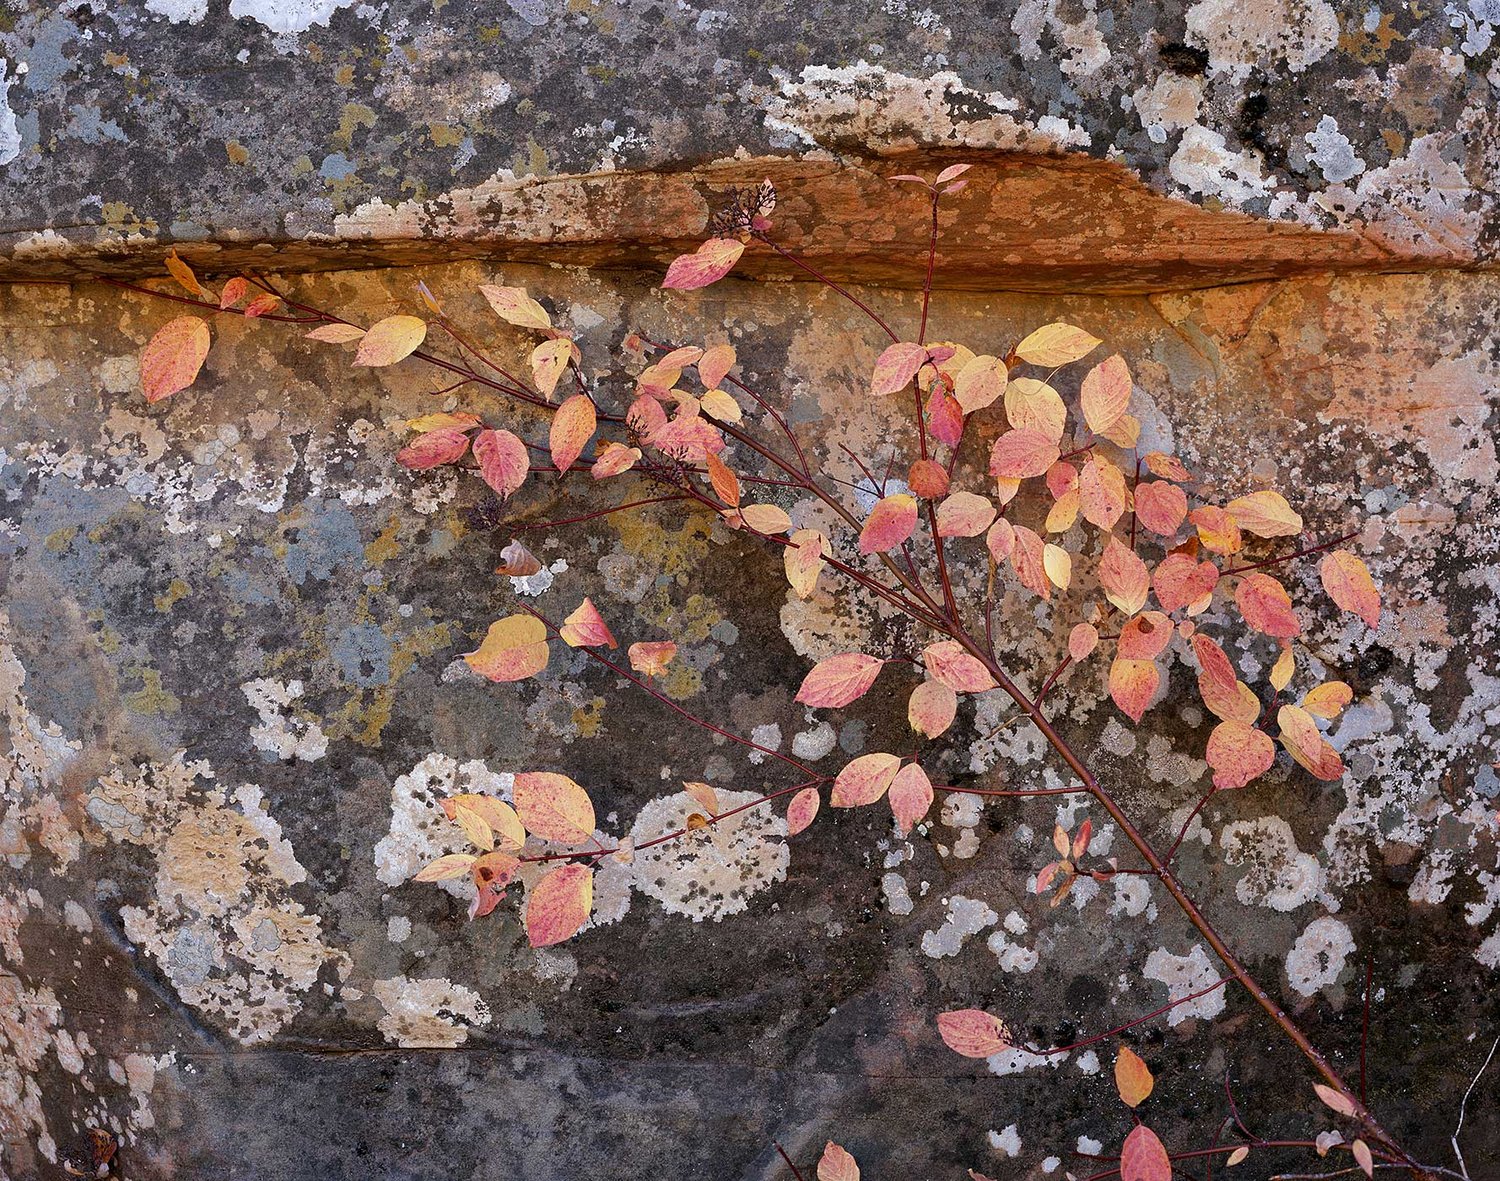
<box><xmin>0</xmin><ymin>262</ymin><xmax>1496</xmax><ymax>1178</ymax></box>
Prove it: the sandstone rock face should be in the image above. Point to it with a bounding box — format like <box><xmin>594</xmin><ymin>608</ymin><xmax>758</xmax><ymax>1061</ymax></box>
<box><xmin>0</xmin><ymin>4</ymin><xmax>1497</xmax><ymax>1181</ymax></box>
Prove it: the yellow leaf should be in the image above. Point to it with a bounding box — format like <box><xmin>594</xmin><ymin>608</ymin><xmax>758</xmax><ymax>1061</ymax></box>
<box><xmin>1225</xmin><ymin>489</ymin><xmax>1303</xmax><ymax>538</ymax></box>
<box><xmin>700</xmin><ymin>388</ymin><xmax>742</xmax><ymax>422</ymax></box>
<box><xmin>479</xmin><ymin>284</ymin><xmax>552</xmax><ymax>331</ymax></box>
<box><xmin>531</xmin><ymin>336</ymin><xmax>579</xmax><ymax>398</ymax></box>
<box><xmin>1042</xmin><ymin>542</ymin><xmax>1072</xmax><ymax>590</ymax></box>
<box><xmin>513</xmin><ymin>772</ymin><xmax>595</xmax><ymax>844</ymax></box>
<box><xmin>1270</xmin><ymin>644</ymin><xmax>1295</xmax><ymax>692</ymax></box>
<box><xmin>1114</xmin><ymin>1045</ymin><xmax>1155</xmax><ymax>1108</ymax></box>
<box><xmin>412</xmin><ymin>853</ymin><xmax>476</xmax><ymax>882</ymax></box>
<box><xmin>464</xmin><ymin>614</ymin><xmax>550</xmax><ymax>682</ymax></box>
<box><xmin>1014</xmin><ymin>322</ymin><xmax>1101</xmax><ymax>367</ymax></box>
<box><xmin>164</xmin><ymin>248</ymin><xmax>205</xmax><ymax>298</ymax></box>
<box><xmin>354</xmin><ymin>315</ymin><xmax>427</xmax><ymax>367</ymax></box>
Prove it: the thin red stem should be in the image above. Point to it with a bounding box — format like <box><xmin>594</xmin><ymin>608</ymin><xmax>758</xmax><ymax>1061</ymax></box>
<box><xmin>1028</xmin><ymin>974</ymin><xmax>1233</xmax><ymax>1055</ymax></box>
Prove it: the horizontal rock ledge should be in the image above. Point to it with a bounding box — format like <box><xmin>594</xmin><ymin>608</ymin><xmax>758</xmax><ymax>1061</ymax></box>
<box><xmin>0</xmin><ymin>152</ymin><xmax>1482</xmax><ymax>294</ymax></box>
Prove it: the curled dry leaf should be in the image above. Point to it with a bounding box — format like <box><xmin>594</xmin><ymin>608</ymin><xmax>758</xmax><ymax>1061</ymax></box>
<box><xmin>923</xmin><ymin>640</ymin><xmax>996</xmax><ymax>693</ymax></box>
<box><xmin>549</xmin><ymin>393</ymin><xmax>597</xmax><ymax>474</ymax></box>
<box><xmin>936</xmin><ymin>491</ymin><xmax>996</xmax><ymax>537</ymax></box>
<box><xmin>1206</xmin><ymin>720</ymin><xmax>1275</xmax><ymax>789</ymax></box>
<box><xmin>796</xmin><ymin>652</ymin><xmax>887</xmax><ymax>709</ymax></box>
<box><xmin>628</xmin><ymin>641</ymin><xmax>676</xmax><ymax>677</ymax></box>
<box><xmin>1114</xmin><ymin>1045</ymin><xmax>1155</xmax><ymax>1108</ymax></box>
<box><xmin>859</xmin><ymin>493</ymin><xmax>918</xmax><ymax>554</ymax></box>
<box><xmin>871</xmin><ymin>341</ymin><xmax>929</xmax><ymax>396</ymax></box>
<box><xmin>786</xmin><ymin>786</ymin><xmax>821</xmax><ymax>836</ymax></box>
<box><xmin>354</xmin><ymin>315</ymin><xmax>427</xmax><ymax>367</ymax></box>
<box><xmin>559</xmin><ymin>598</ymin><xmax>617</xmax><ymax>649</ymax></box>
<box><xmin>141</xmin><ymin>316</ymin><xmax>211</xmax><ymax>403</ymax></box>
<box><xmin>465</xmin><ymin>614</ymin><xmax>550</xmax><ymax>682</ymax></box>
<box><xmin>1120</xmin><ymin>1125</ymin><xmax>1171</xmax><ymax>1181</ymax></box>
<box><xmin>663</xmin><ymin>238</ymin><xmax>745</xmax><ymax>290</ymax></box>
<box><xmin>1278</xmin><ymin>705</ymin><xmax>1345</xmax><ymax>781</ymax></box>
<box><xmin>495</xmin><ymin>539</ymin><xmax>542</xmax><ymax>577</ymax></box>
<box><xmin>243</xmin><ymin>293</ymin><xmax>281</xmax><ymax>318</ymax></box>
<box><xmin>785</xmin><ymin>528</ymin><xmax>826</xmax><ymax>599</ymax></box>
<box><xmin>830</xmin><ymin>752</ymin><xmax>902</xmax><ymax>807</ymax></box>
<box><xmin>513</xmin><ymin>772</ymin><xmax>595</xmax><ymax>844</ymax></box>
<box><xmin>397</xmin><ymin>427</ymin><xmax>470</xmax><ymax>470</ymax></box>
<box><xmin>1014</xmin><ymin>322</ymin><xmax>1102</xmax><ymax>368</ymax></box>
<box><xmin>936</xmin><ymin>1009</ymin><xmax>1012</xmax><ymax>1058</ymax></box>
<box><xmin>989</xmin><ymin>427</ymin><xmax>1061</xmax><ymax>480</ymax></box>
<box><xmin>480</xmin><ymin>284</ymin><xmax>552</xmax><ymax>331</ymax></box>
<box><xmin>165</xmin><ymin>248</ymin><xmax>205</xmax><ymax>298</ymax></box>
<box><xmin>1236</xmin><ymin>572</ymin><xmax>1302</xmax><ymax>638</ymax></box>
<box><xmin>908</xmin><ymin>679</ymin><xmax>958</xmax><ymax>738</ymax></box>
<box><xmin>525</xmin><ymin>864</ymin><xmax>593</xmax><ymax>948</ymax></box>
<box><xmin>472</xmin><ymin>428</ymin><xmax>529</xmax><ymax>499</ymax></box>
<box><xmin>888</xmin><ymin>762</ymin><xmax>934</xmax><ymax>834</ymax></box>
<box><xmin>1320</xmin><ymin>550</ymin><xmax>1381</xmax><ymax>629</ymax></box>
<box><xmin>817</xmin><ymin>1141</ymin><xmax>860</xmax><ymax>1181</ymax></box>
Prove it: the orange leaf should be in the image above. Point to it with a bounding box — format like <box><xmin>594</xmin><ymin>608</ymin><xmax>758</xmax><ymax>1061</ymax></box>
<box><xmin>354</xmin><ymin>315</ymin><xmax>426</xmax><ymax>367</ymax></box>
<box><xmin>1236</xmin><ymin>572</ymin><xmax>1301</xmax><ymax>638</ymax></box>
<box><xmin>140</xmin><ymin>316</ymin><xmax>211</xmax><ymax>403</ymax></box>
<box><xmin>923</xmin><ymin>640</ymin><xmax>997</xmax><ymax>693</ymax></box>
<box><xmin>549</xmin><ymin>393</ymin><xmax>597</xmax><ymax>474</ymax></box>
<box><xmin>1047</xmin><ymin>461</ymin><xmax>1080</xmax><ymax>499</ymax></box>
<box><xmin>1014</xmin><ymin>322</ymin><xmax>1101</xmax><ymax>367</ymax></box>
<box><xmin>1153</xmin><ymin>552</ymin><xmax>1219</xmax><ymax>613</ymax></box>
<box><xmin>531</xmin><ymin>337</ymin><xmax>579</xmax><ymax>398</ymax></box>
<box><xmin>1270</xmin><ymin>644</ymin><xmax>1296</xmax><ymax>692</ymax></box>
<box><xmin>888</xmin><ymin>762</ymin><xmax>934</xmax><ymax>835</ymax></box>
<box><xmin>830</xmin><ymin>752</ymin><xmax>902</xmax><ymax>807</ymax></box>
<box><xmin>592</xmin><ymin>442</ymin><xmax>642</xmax><ymax>479</ymax></box>
<box><xmin>786</xmin><ymin>786</ymin><xmax>821</xmax><ymax>836</ymax></box>
<box><xmin>1120</xmin><ymin>1125</ymin><xmax>1171</xmax><ymax>1181</ymax></box>
<box><xmin>1206</xmin><ymin>720</ymin><xmax>1276</xmax><ymax>789</ymax></box>
<box><xmin>1099</xmin><ymin>537</ymin><xmax>1150</xmax><ymax>615</ymax></box>
<box><xmin>817</xmin><ymin>1142</ymin><xmax>860</xmax><ymax>1181</ymax></box>
<box><xmin>1143</xmin><ymin>451</ymin><xmax>1192</xmax><ymax>481</ymax></box>
<box><xmin>513</xmin><ymin>772</ymin><xmax>595</xmax><ymax>844</ymax></box>
<box><xmin>698</xmin><ymin>343</ymin><xmax>736</xmax><ymax>389</ymax></box>
<box><xmin>1191</xmin><ymin>505</ymin><xmax>1244</xmax><ymax>555</ymax></box>
<box><xmin>1115</xmin><ymin>1045</ymin><xmax>1155</xmax><ymax>1108</ymax></box>
<box><xmin>953</xmin><ymin>353</ymin><xmax>1006</xmax><ymax>412</ymax></box>
<box><xmin>705</xmin><ymin>451</ymin><xmax>741</xmax><ymax>506</ymax></box>
<box><xmin>165</xmin><ymin>248</ymin><xmax>206</xmax><ymax>297</ymax></box>
<box><xmin>936</xmin><ymin>491</ymin><xmax>996</xmax><ymax>538</ymax></box>
<box><xmin>795</xmin><ymin>652</ymin><xmax>886</xmax><ymax>708</ymax></box>
<box><xmin>1225</xmin><ymin>489</ymin><xmax>1302</xmax><ymax>537</ymax></box>
<box><xmin>785</xmin><ymin>528</ymin><xmax>826</xmax><ymax>598</ymax></box>
<box><xmin>479</xmin><ymin>284</ymin><xmax>552</xmax><ymax>330</ymax></box>
<box><xmin>559</xmin><ymin>598</ymin><xmax>617</xmax><ymax>648</ymax></box>
<box><xmin>525</xmin><ymin>864</ymin><xmax>593</xmax><ymax>947</ymax></box>
<box><xmin>908</xmin><ymin>679</ymin><xmax>958</xmax><ymax>738</ymax></box>
<box><xmin>1301</xmin><ymin>680</ymin><xmax>1353</xmax><ymax>719</ymax></box>
<box><xmin>465</xmin><ymin>614</ymin><xmax>550</xmax><ymax>682</ymax></box>
<box><xmin>1118</xmin><ymin>611</ymin><xmax>1172</xmax><ymax>660</ymax></box>
<box><xmin>472</xmin><ymin>428</ymin><xmax>529</xmax><ymax>499</ymax></box>
<box><xmin>397</xmin><ymin>426</ymin><xmax>470</xmax><ymax>470</ymax></box>
<box><xmin>1079</xmin><ymin>456</ymin><xmax>1128</xmax><ymax>529</ymax></box>
<box><xmin>908</xmin><ymin>458</ymin><xmax>951</xmax><ymax>499</ymax></box>
<box><xmin>936</xmin><ymin>1009</ymin><xmax>1012</xmax><ymax>1058</ymax></box>
<box><xmin>628</xmin><ymin>641</ymin><xmax>676</xmax><ymax>677</ymax></box>
<box><xmin>243</xmin><ymin>292</ymin><xmax>281</xmax><ymax>318</ymax></box>
<box><xmin>1109</xmin><ymin>657</ymin><xmax>1160</xmax><ymax>723</ymax></box>
<box><xmin>1278</xmin><ymin>705</ymin><xmax>1345</xmax><ymax>781</ymax></box>
<box><xmin>219</xmin><ymin>275</ymin><xmax>249</xmax><ymax>309</ymax></box>
<box><xmin>663</xmin><ymin>238</ymin><xmax>745</xmax><ymax>290</ymax></box>
<box><xmin>870</xmin><ymin>341</ymin><xmax>929</xmax><ymax>396</ymax></box>
<box><xmin>989</xmin><ymin>428</ymin><xmax>1060</xmax><ymax>480</ymax></box>
<box><xmin>1320</xmin><ymin>550</ymin><xmax>1380</xmax><ymax>629</ymax></box>
<box><xmin>1069</xmin><ymin>623</ymin><xmax>1100</xmax><ymax>661</ymax></box>
<box><xmin>1135</xmin><ymin>481</ymin><xmax>1188</xmax><ymax>537</ymax></box>
<box><xmin>1080</xmin><ymin>354</ymin><xmax>1131</xmax><ymax>434</ymax></box>
<box><xmin>1010</xmin><ymin>524</ymin><xmax>1050</xmax><ymax>599</ymax></box>
<box><xmin>859</xmin><ymin>493</ymin><xmax>918</xmax><ymax>554</ymax></box>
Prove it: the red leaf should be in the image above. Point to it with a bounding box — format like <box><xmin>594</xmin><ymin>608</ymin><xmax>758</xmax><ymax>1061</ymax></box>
<box><xmin>1206</xmin><ymin>720</ymin><xmax>1276</xmax><ymax>789</ymax></box>
<box><xmin>989</xmin><ymin>427</ymin><xmax>1060</xmax><ymax>479</ymax></box>
<box><xmin>1153</xmin><ymin>552</ymin><xmax>1219</xmax><ymax>613</ymax></box>
<box><xmin>559</xmin><ymin>597</ymin><xmax>617</xmax><ymax>648</ymax></box>
<box><xmin>908</xmin><ymin>458</ymin><xmax>952</xmax><ymax>498</ymax></box>
<box><xmin>525</xmin><ymin>864</ymin><xmax>593</xmax><ymax>947</ymax></box>
<box><xmin>472</xmin><ymin>428</ymin><xmax>529</xmax><ymax>498</ymax></box>
<box><xmin>786</xmin><ymin>786</ymin><xmax>821</xmax><ymax>836</ymax></box>
<box><xmin>1135</xmin><ymin>481</ymin><xmax>1188</xmax><ymax>536</ymax></box>
<box><xmin>936</xmin><ymin>1009</ymin><xmax>1012</xmax><ymax>1058</ymax></box>
<box><xmin>1121</xmin><ymin>1125</ymin><xmax>1172</xmax><ymax>1181</ymax></box>
<box><xmin>795</xmin><ymin>652</ymin><xmax>886</xmax><ymax>708</ymax></box>
<box><xmin>1236</xmin><ymin>572</ymin><xmax>1301</xmax><ymax>638</ymax></box>
<box><xmin>1069</xmin><ymin>623</ymin><xmax>1100</xmax><ymax>661</ymax></box>
<box><xmin>140</xmin><ymin>316</ymin><xmax>211</xmax><ymax>403</ymax></box>
<box><xmin>549</xmin><ymin>393</ymin><xmax>597</xmax><ymax>474</ymax></box>
<box><xmin>397</xmin><ymin>426</ymin><xmax>470</xmax><ymax>470</ymax></box>
<box><xmin>1099</xmin><ymin>537</ymin><xmax>1150</xmax><ymax>615</ymax></box>
<box><xmin>663</xmin><ymin>238</ymin><xmax>746</xmax><ymax>290</ymax></box>
<box><xmin>888</xmin><ymin>762</ymin><xmax>934</xmax><ymax>835</ymax></box>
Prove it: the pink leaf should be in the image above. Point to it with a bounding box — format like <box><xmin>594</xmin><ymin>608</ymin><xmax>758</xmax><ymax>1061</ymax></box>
<box><xmin>472</xmin><ymin>428</ymin><xmax>529</xmax><ymax>499</ymax></box>
<box><xmin>663</xmin><ymin>238</ymin><xmax>746</xmax><ymax>290</ymax></box>
<box><xmin>870</xmin><ymin>341</ymin><xmax>928</xmax><ymax>397</ymax></box>
<box><xmin>859</xmin><ymin>493</ymin><xmax>918</xmax><ymax>554</ymax></box>
<box><xmin>795</xmin><ymin>652</ymin><xmax>887</xmax><ymax>709</ymax></box>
